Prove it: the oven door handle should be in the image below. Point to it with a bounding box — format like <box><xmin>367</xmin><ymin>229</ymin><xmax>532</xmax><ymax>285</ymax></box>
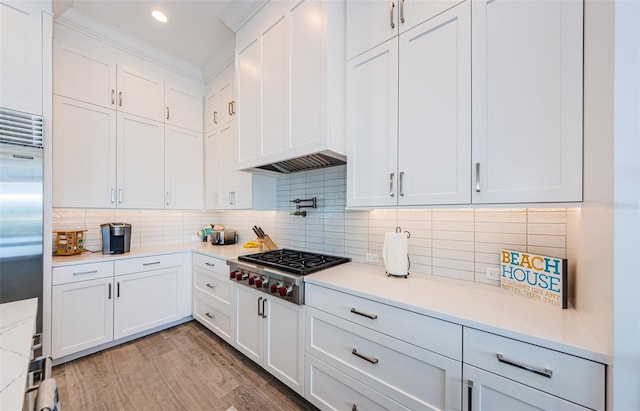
<box><xmin>262</xmin><ymin>297</ymin><xmax>267</xmax><ymax>318</ymax></box>
<box><xmin>258</xmin><ymin>296</ymin><xmax>263</xmax><ymax>317</ymax></box>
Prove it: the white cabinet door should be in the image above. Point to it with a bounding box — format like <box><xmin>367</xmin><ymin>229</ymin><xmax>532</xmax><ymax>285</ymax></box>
<box><xmin>51</xmin><ymin>277</ymin><xmax>114</xmax><ymax>358</ymax></box>
<box><xmin>218</xmin><ymin>123</ymin><xmax>238</xmax><ymax>209</ymax></box>
<box><xmin>346</xmin><ymin>0</ymin><xmax>398</xmax><ymax>60</ymax></box>
<box><xmin>165</xmin><ymin>125</ymin><xmax>203</xmax><ymax>210</ymax></box>
<box><xmin>398</xmin><ymin>1</ymin><xmax>471</xmax><ymax>205</ymax></box>
<box><xmin>165</xmin><ymin>83</ymin><xmax>203</xmax><ymax>132</ymax></box>
<box><xmin>236</xmin><ymin>39</ymin><xmax>261</xmax><ymax>164</ymax></box>
<box><xmin>217</xmin><ymin>64</ymin><xmax>235</xmax><ymax>127</ymax></box>
<box><xmin>204</xmin><ymin>130</ymin><xmax>220</xmax><ymax>210</ymax></box>
<box><xmin>463</xmin><ymin>365</ymin><xmax>588</xmax><ymax>411</ymax></box>
<box><xmin>53</xmin><ymin>96</ymin><xmax>117</xmax><ymax>208</ymax></box>
<box><xmin>205</xmin><ymin>88</ymin><xmax>219</xmax><ymax>133</ymax></box>
<box><xmin>116</xmin><ymin>113</ymin><xmax>165</xmax><ymax>209</ymax></box>
<box><xmin>0</xmin><ymin>0</ymin><xmax>44</xmax><ymax>114</ymax></box>
<box><xmin>261</xmin><ymin>10</ymin><xmax>289</xmax><ymax>157</ymax></box>
<box><xmin>347</xmin><ymin>40</ymin><xmax>398</xmax><ymax>207</ymax></box>
<box><xmin>233</xmin><ymin>285</ymin><xmax>263</xmax><ymax>364</ymax></box>
<box><xmin>398</xmin><ymin>0</ymin><xmax>465</xmax><ymax>34</ymax></box>
<box><xmin>471</xmin><ymin>0</ymin><xmax>583</xmax><ymax>204</ymax></box>
<box><xmin>264</xmin><ymin>296</ymin><xmax>304</xmax><ymax>395</ymax></box>
<box><xmin>117</xmin><ymin>65</ymin><xmax>165</xmax><ymax>122</ymax></box>
<box><xmin>53</xmin><ymin>41</ymin><xmax>117</xmax><ymax>109</ymax></box>
<box><xmin>113</xmin><ymin>267</ymin><xmax>182</xmax><ymax>339</ymax></box>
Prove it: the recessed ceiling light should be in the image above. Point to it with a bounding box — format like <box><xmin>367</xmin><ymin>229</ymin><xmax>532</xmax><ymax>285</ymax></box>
<box><xmin>152</xmin><ymin>10</ymin><xmax>168</xmax><ymax>23</ymax></box>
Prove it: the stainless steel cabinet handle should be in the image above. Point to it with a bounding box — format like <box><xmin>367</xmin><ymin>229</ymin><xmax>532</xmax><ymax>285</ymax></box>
<box><xmin>73</xmin><ymin>270</ymin><xmax>98</xmax><ymax>276</ymax></box>
<box><xmin>205</xmin><ymin>312</ymin><xmax>215</xmax><ymax>319</ymax></box>
<box><xmin>118</xmin><ymin>189</ymin><xmax>123</xmax><ymax>204</ymax></box>
<box><xmin>352</xmin><ymin>405</ymin><xmax>358</xmax><ymax>411</ymax></box>
<box><xmin>117</xmin><ymin>282</ymin><xmax>120</xmax><ymax>298</ymax></box>
<box><xmin>110</xmin><ymin>188</ymin><xmax>115</xmax><ymax>203</ymax></box>
<box><xmin>205</xmin><ymin>283</ymin><xmax>216</xmax><ymax>289</ymax></box>
<box><xmin>350</xmin><ymin>307</ymin><xmax>378</xmax><ymax>320</ymax></box>
<box><xmin>496</xmin><ymin>353</ymin><xmax>553</xmax><ymax>378</ymax></box>
<box><xmin>231</xmin><ymin>101</ymin><xmax>236</xmax><ymax>115</ymax></box>
<box><xmin>166</xmin><ymin>106</ymin><xmax>170</xmax><ymax>120</ymax></box>
<box><xmin>467</xmin><ymin>380</ymin><xmax>473</xmax><ymax>411</ymax></box>
<box><xmin>258</xmin><ymin>296</ymin><xmax>263</xmax><ymax>316</ymax></box>
<box><xmin>400</xmin><ymin>0</ymin><xmax>405</xmax><ymax>23</ymax></box>
<box><xmin>118</xmin><ymin>91</ymin><xmax>123</xmax><ymax>106</ymax></box>
<box><xmin>351</xmin><ymin>348</ymin><xmax>378</xmax><ymax>364</ymax></box>
<box><xmin>389</xmin><ymin>172</ymin><xmax>395</xmax><ymax>197</ymax></box>
<box><xmin>108</xmin><ymin>283</ymin><xmax>112</xmax><ymax>299</ymax></box>
<box><xmin>205</xmin><ymin>262</ymin><xmax>215</xmax><ymax>267</ymax></box>
<box><xmin>475</xmin><ymin>162</ymin><xmax>481</xmax><ymax>192</ymax></box>
<box><xmin>143</xmin><ymin>261</ymin><xmax>161</xmax><ymax>266</ymax></box>
<box><xmin>399</xmin><ymin>171</ymin><xmax>405</xmax><ymax>196</ymax></box>
<box><xmin>262</xmin><ymin>297</ymin><xmax>267</xmax><ymax>318</ymax></box>
<box><xmin>165</xmin><ymin>191</ymin><xmax>170</xmax><ymax>206</ymax></box>
<box><xmin>111</xmin><ymin>89</ymin><xmax>115</xmax><ymax>105</ymax></box>
<box><xmin>213</xmin><ymin>111</ymin><xmax>218</xmax><ymax>124</ymax></box>
<box><xmin>228</xmin><ymin>101</ymin><xmax>233</xmax><ymax>116</ymax></box>
<box><xmin>389</xmin><ymin>1</ymin><xmax>395</xmax><ymax>29</ymax></box>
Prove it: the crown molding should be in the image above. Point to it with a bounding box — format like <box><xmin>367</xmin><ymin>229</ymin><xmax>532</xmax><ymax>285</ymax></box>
<box><xmin>54</xmin><ymin>8</ymin><xmax>204</xmax><ymax>83</ymax></box>
<box><xmin>219</xmin><ymin>0</ymin><xmax>269</xmax><ymax>32</ymax></box>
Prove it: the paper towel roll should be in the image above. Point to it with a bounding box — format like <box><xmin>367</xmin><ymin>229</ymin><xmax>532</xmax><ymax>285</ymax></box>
<box><xmin>383</xmin><ymin>232</ymin><xmax>409</xmax><ymax>276</ymax></box>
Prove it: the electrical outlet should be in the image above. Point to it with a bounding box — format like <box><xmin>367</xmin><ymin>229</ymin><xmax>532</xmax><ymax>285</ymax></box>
<box><xmin>366</xmin><ymin>253</ymin><xmax>379</xmax><ymax>263</ymax></box>
<box><xmin>486</xmin><ymin>267</ymin><xmax>501</xmax><ymax>281</ymax></box>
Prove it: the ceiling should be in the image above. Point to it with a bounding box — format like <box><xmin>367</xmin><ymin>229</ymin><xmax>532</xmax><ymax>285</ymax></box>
<box><xmin>54</xmin><ymin>0</ymin><xmax>236</xmax><ymax>69</ymax></box>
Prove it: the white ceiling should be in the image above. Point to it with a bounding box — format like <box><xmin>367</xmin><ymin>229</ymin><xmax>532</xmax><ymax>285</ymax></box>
<box><xmin>55</xmin><ymin>0</ymin><xmax>235</xmax><ymax>69</ymax></box>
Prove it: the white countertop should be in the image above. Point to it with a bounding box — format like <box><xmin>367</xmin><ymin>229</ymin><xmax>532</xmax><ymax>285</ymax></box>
<box><xmin>0</xmin><ymin>298</ymin><xmax>38</xmax><ymax>411</ymax></box>
<box><xmin>52</xmin><ymin>242</ymin><xmax>252</xmax><ymax>267</ymax></box>
<box><xmin>53</xmin><ymin>244</ymin><xmax>608</xmax><ymax>364</ymax></box>
<box><xmin>305</xmin><ymin>263</ymin><xmax>609</xmax><ymax>364</ymax></box>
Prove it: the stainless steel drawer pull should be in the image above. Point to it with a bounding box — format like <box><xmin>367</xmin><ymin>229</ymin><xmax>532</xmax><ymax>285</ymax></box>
<box><xmin>111</xmin><ymin>89</ymin><xmax>115</xmax><ymax>105</ymax></box>
<box><xmin>119</xmin><ymin>91</ymin><xmax>123</xmax><ymax>106</ymax></box>
<box><xmin>400</xmin><ymin>0</ymin><xmax>405</xmax><ymax>23</ymax></box>
<box><xmin>204</xmin><ymin>262</ymin><xmax>215</xmax><ymax>267</ymax></box>
<box><xmin>475</xmin><ymin>162</ymin><xmax>481</xmax><ymax>192</ymax></box>
<box><xmin>213</xmin><ymin>111</ymin><xmax>218</xmax><ymax>124</ymax></box>
<box><xmin>73</xmin><ymin>270</ymin><xmax>98</xmax><ymax>276</ymax></box>
<box><xmin>467</xmin><ymin>380</ymin><xmax>473</xmax><ymax>411</ymax></box>
<box><xmin>350</xmin><ymin>307</ymin><xmax>378</xmax><ymax>320</ymax></box>
<box><xmin>205</xmin><ymin>283</ymin><xmax>216</xmax><ymax>289</ymax></box>
<box><xmin>496</xmin><ymin>353</ymin><xmax>553</xmax><ymax>378</ymax></box>
<box><xmin>143</xmin><ymin>261</ymin><xmax>161</xmax><ymax>266</ymax></box>
<box><xmin>399</xmin><ymin>171</ymin><xmax>405</xmax><ymax>196</ymax></box>
<box><xmin>389</xmin><ymin>172</ymin><xmax>395</xmax><ymax>197</ymax></box>
<box><xmin>166</xmin><ymin>106</ymin><xmax>170</xmax><ymax>120</ymax></box>
<box><xmin>108</xmin><ymin>283</ymin><xmax>112</xmax><ymax>299</ymax></box>
<box><xmin>205</xmin><ymin>312</ymin><xmax>215</xmax><ymax>319</ymax></box>
<box><xmin>352</xmin><ymin>348</ymin><xmax>378</xmax><ymax>364</ymax></box>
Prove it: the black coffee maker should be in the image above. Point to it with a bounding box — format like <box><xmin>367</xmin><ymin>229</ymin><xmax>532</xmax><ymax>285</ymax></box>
<box><xmin>100</xmin><ymin>223</ymin><xmax>131</xmax><ymax>254</ymax></box>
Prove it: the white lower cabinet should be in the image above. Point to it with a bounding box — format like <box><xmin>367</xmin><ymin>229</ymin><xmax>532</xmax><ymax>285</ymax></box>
<box><xmin>192</xmin><ymin>253</ymin><xmax>233</xmax><ymax>343</ymax></box>
<box><xmin>304</xmin><ymin>284</ymin><xmax>462</xmax><ymax>410</ymax></box>
<box><xmin>463</xmin><ymin>365</ymin><xmax>587</xmax><ymax>411</ymax></box>
<box><xmin>233</xmin><ymin>284</ymin><xmax>304</xmax><ymax>395</ymax></box>
<box><xmin>51</xmin><ymin>254</ymin><xmax>188</xmax><ymax>360</ymax></box>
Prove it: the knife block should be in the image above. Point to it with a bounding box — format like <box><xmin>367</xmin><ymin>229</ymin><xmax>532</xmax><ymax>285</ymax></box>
<box><xmin>262</xmin><ymin>235</ymin><xmax>278</xmax><ymax>251</ymax></box>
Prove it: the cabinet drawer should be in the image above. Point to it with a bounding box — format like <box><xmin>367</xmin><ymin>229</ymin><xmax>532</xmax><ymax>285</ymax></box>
<box><xmin>193</xmin><ymin>253</ymin><xmax>228</xmax><ymax>276</ymax></box>
<box><xmin>305</xmin><ymin>283</ymin><xmax>461</xmax><ymax>360</ymax></box>
<box><xmin>52</xmin><ymin>261</ymin><xmax>113</xmax><ymax>285</ymax></box>
<box><xmin>115</xmin><ymin>253</ymin><xmax>183</xmax><ymax>275</ymax></box>
<box><xmin>463</xmin><ymin>328</ymin><xmax>605</xmax><ymax>410</ymax></box>
<box><xmin>193</xmin><ymin>266</ymin><xmax>232</xmax><ymax>309</ymax></box>
<box><xmin>307</xmin><ymin>307</ymin><xmax>461</xmax><ymax>410</ymax></box>
<box><xmin>305</xmin><ymin>354</ymin><xmax>410</xmax><ymax>411</ymax></box>
<box><xmin>193</xmin><ymin>293</ymin><xmax>232</xmax><ymax>343</ymax></box>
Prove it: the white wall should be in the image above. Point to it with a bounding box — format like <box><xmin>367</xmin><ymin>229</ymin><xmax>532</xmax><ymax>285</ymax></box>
<box><xmin>612</xmin><ymin>0</ymin><xmax>640</xmax><ymax>408</ymax></box>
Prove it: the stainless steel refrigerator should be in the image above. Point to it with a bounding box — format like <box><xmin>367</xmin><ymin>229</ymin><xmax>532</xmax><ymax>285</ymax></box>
<box><xmin>0</xmin><ymin>108</ymin><xmax>44</xmax><ymax>332</ymax></box>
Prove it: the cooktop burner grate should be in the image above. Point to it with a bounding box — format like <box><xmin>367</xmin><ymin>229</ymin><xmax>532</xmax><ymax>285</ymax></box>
<box><xmin>238</xmin><ymin>248</ymin><xmax>351</xmax><ymax>275</ymax></box>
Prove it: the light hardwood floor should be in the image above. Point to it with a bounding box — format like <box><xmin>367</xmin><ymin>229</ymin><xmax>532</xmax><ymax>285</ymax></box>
<box><xmin>52</xmin><ymin>321</ymin><xmax>318</xmax><ymax>411</ymax></box>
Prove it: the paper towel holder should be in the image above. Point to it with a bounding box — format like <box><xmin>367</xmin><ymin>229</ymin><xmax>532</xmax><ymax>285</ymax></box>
<box><xmin>386</xmin><ymin>226</ymin><xmax>411</xmax><ymax>278</ymax></box>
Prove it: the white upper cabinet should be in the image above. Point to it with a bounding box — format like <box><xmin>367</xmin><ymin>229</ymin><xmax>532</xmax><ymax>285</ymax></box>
<box><xmin>347</xmin><ymin>1</ymin><xmax>470</xmax><ymax>207</ymax></box>
<box><xmin>205</xmin><ymin>63</ymin><xmax>234</xmax><ymax>133</ymax></box>
<box><xmin>53</xmin><ymin>96</ymin><xmax>117</xmax><ymax>208</ymax></box>
<box><xmin>347</xmin><ymin>40</ymin><xmax>399</xmax><ymax>208</ymax></box>
<box><xmin>236</xmin><ymin>0</ymin><xmax>346</xmax><ymax>171</ymax></box>
<box><xmin>398</xmin><ymin>2</ymin><xmax>471</xmax><ymax>205</ymax></box>
<box><xmin>116</xmin><ymin>65</ymin><xmax>165</xmax><ymax>123</ymax></box>
<box><xmin>346</xmin><ymin>0</ymin><xmax>398</xmax><ymax>60</ymax></box>
<box><xmin>53</xmin><ymin>41</ymin><xmax>117</xmax><ymax>109</ymax></box>
<box><xmin>116</xmin><ymin>112</ymin><xmax>165</xmax><ymax>209</ymax></box>
<box><xmin>165</xmin><ymin>83</ymin><xmax>203</xmax><ymax>132</ymax></box>
<box><xmin>0</xmin><ymin>0</ymin><xmax>50</xmax><ymax>115</ymax></box>
<box><xmin>471</xmin><ymin>0</ymin><xmax>583</xmax><ymax>204</ymax></box>
<box><xmin>165</xmin><ymin>125</ymin><xmax>203</xmax><ymax>210</ymax></box>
